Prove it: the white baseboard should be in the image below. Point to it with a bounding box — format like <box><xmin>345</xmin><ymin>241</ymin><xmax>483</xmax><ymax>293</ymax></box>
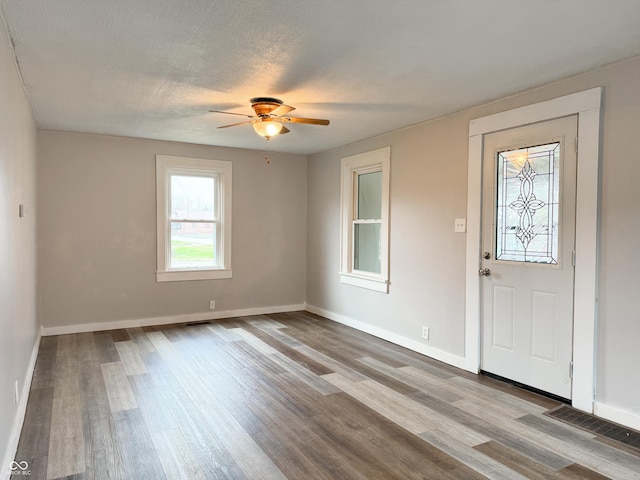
<box><xmin>1</xmin><ymin>329</ymin><xmax>41</xmax><ymax>480</ymax></box>
<box><xmin>594</xmin><ymin>401</ymin><xmax>640</xmax><ymax>432</ymax></box>
<box><xmin>305</xmin><ymin>304</ymin><xmax>467</xmax><ymax>371</ymax></box>
<box><xmin>41</xmin><ymin>304</ymin><xmax>306</xmax><ymax>336</ymax></box>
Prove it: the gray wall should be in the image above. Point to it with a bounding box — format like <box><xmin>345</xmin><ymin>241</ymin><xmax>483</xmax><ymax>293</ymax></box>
<box><xmin>0</xmin><ymin>18</ymin><xmax>38</xmax><ymax>472</ymax></box>
<box><xmin>307</xmin><ymin>56</ymin><xmax>640</xmax><ymax>418</ymax></box>
<box><xmin>37</xmin><ymin>132</ymin><xmax>307</xmax><ymax>329</ymax></box>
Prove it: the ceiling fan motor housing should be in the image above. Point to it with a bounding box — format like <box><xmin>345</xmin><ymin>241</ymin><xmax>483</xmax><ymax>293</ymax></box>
<box><xmin>250</xmin><ymin>97</ymin><xmax>283</xmax><ymax>117</ymax></box>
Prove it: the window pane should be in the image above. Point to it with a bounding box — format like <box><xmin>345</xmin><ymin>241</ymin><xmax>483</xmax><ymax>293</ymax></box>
<box><xmin>170</xmin><ymin>222</ymin><xmax>216</xmax><ymax>268</ymax></box>
<box><xmin>171</xmin><ymin>175</ymin><xmax>215</xmax><ymax>220</ymax></box>
<box><xmin>357</xmin><ymin>171</ymin><xmax>382</xmax><ymax>220</ymax></box>
<box><xmin>495</xmin><ymin>143</ymin><xmax>560</xmax><ymax>264</ymax></box>
<box><xmin>354</xmin><ymin>223</ymin><xmax>381</xmax><ymax>273</ymax></box>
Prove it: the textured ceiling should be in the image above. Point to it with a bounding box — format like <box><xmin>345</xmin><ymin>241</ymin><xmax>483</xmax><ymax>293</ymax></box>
<box><xmin>2</xmin><ymin>0</ymin><xmax>640</xmax><ymax>154</ymax></box>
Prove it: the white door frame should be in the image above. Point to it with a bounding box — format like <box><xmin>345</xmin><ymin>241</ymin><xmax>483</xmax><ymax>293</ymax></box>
<box><xmin>464</xmin><ymin>88</ymin><xmax>602</xmax><ymax>413</ymax></box>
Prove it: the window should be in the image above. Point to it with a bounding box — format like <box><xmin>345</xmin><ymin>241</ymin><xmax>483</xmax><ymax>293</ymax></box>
<box><xmin>156</xmin><ymin>155</ymin><xmax>232</xmax><ymax>282</ymax></box>
<box><xmin>340</xmin><ymin>147</ymin><xmax>390</xmax><ymax>292</ymax></box>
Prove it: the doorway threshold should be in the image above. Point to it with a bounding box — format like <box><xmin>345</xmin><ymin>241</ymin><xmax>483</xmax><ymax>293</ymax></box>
<box><xmin>480</xmin><ymin>370</ymin><xmax>571</xmax><ymax>405</ymax></box>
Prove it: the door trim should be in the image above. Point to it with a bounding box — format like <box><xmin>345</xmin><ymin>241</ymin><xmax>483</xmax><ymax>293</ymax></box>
<box><xmin>464</xmin><ymin>88</ymin><xmax>602</xmax><ymax>413</ymax></box>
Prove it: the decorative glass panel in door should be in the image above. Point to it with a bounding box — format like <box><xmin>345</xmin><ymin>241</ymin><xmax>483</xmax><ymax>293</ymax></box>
<box><xmin>495</xmin><ymin>143</ymin><xmax>560</xmax><ymax>264</ymax></box>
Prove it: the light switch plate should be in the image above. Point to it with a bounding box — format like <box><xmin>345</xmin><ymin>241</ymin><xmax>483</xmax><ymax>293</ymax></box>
<box><xmin>454</xmin><ymin>218</ymin><xmax>466</xmax><ymax>233</ymax></box>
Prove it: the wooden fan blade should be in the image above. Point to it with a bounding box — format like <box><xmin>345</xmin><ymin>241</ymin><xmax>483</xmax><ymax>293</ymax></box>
<box><xmin>271</xmin><ymin>104</ymin><xmax>295</xmax><ymax>117</ymax></box>
<box><xmin>217</xmin><ymin>119</ymin><xmax>255</xmax><ymax>129</ymax></box>
<box><xmin>280</xmin><ymin>116</ymin><xmax>330</xmax><ymax>126</ymax></box>
<box><xmin>209</xmin><ymin>109</ymin><xmax>255</xmax><ymax>118</ymax></box>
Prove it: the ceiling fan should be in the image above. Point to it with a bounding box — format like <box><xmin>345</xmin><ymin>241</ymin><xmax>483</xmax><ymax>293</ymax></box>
<box><xmin>210</xmin><ymin>97</ymin><xmax>330</xmax><ymax>139</ymax></box>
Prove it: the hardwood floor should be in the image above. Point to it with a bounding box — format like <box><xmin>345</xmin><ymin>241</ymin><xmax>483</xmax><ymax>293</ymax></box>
<box><xmin>12</xmin><ymin>311</ymin><xmax>640</xmax><ymax>479</ymax></box>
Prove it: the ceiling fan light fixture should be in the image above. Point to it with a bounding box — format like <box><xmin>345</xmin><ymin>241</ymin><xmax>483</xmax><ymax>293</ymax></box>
<box><xmin>253</xmin><ymin>119</ymin><xmax>283</xmax><ymax>138</ymax></box>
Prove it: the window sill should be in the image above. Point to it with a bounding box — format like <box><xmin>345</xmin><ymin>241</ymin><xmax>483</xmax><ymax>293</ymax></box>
<box><xmin>339</xmin><ymin>273</ymin><xmax>389</xmax><ymax>293</ymax></box>
<box><xmin>156</xmin><ymin>269</ymin><xmax>232</xmax><ymax>282</ymax></box>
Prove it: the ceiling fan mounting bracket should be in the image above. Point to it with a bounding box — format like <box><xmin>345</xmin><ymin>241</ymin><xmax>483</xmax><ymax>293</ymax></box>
<box><xmin>250</xmin><ymin>97</ymin><xmax>283</xmax><ymax>105</ymax></box>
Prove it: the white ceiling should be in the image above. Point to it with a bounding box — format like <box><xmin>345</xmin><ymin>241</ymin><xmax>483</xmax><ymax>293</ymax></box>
<box><xmin>2</xmin><ymin>1</ymin><xmax>640</xmax><ymax>155</ymax></box>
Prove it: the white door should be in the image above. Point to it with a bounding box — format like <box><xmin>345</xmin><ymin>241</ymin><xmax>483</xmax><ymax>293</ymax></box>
<box><xmin>481</xmin><ymin>115</ymin><xmax>577</xmax><ymax>400</ymax></box>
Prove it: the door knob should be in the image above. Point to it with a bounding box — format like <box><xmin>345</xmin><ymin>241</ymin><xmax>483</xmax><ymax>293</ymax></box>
<box><xmin>479</xmin><ymin>268</ymin><xmax>491</xmax><ymax>277</ymax></box>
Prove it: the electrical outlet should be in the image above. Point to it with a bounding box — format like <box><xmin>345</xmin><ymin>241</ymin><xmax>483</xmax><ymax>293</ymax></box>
<box><xmin>422</xmin><ymin>326</ymin><xmax>430</xmax><ymax>340</ymax></box>
<box><xmin>209</xmin><ymin>300</ymin><xmax>216</xmax><ymax>310</ymax></box>
<box><xmin>14</xmin><ymin>380</ymin><xmax>19</xmax><ymax>404</ymax></box>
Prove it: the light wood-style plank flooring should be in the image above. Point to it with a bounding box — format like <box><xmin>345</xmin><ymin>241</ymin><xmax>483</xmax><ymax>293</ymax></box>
<box><xmin>12</xmin><ymin>311</ymin><xmax>640</xmax><ymax>479</ymax></box>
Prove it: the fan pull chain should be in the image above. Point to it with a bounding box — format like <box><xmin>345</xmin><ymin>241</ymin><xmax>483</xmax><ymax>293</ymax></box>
<box><xmin>264</xmin><ymin>137</ymin><xmax>271</xmax><ymax>165</ymax></box>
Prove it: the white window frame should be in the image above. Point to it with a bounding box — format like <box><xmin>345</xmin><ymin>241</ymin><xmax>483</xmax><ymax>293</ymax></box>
<box><xmin>340</xmin><ymin>146</ymin><xmax>390</xmax><ymax>293</ymax></box>
<box><xmin>156</xmin><ymin>155</ymin><xmax>232</xmax><ymax>282</ymax></box>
